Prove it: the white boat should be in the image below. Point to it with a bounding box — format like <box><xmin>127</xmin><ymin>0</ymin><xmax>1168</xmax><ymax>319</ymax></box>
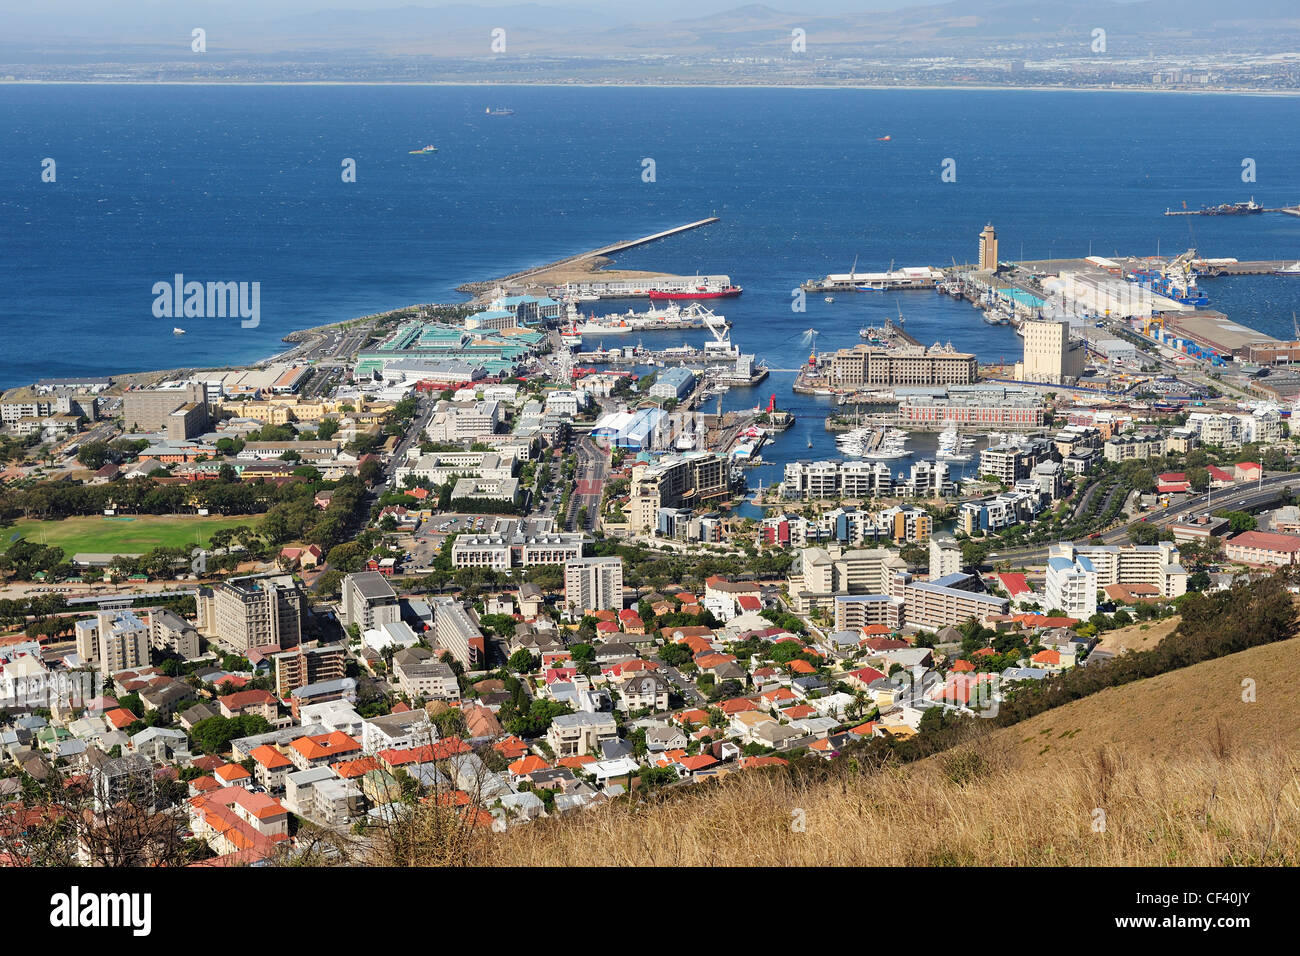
<box><xmin>173</xmin><ymin>327</ymin><xmax>186</xmax><ymax>335</ymax></box>
<box><xmin>936</xmin><ymin>425</ymin><xmax>973</xmax><ymax>462</ymax></box>
<box><xmin>1274</xmin><ymin>261</ymin><xmax>1300</xmax><ymax>276</ymax></box>
<box><xmin>863</xmin><ymin>437</ymin><xmax>907</xmax><ymax>460</ymax></box>
<box><xmin>824</xmin><ymin>296</ymin><xmax>835</xmax><ymax>303</ymax></box>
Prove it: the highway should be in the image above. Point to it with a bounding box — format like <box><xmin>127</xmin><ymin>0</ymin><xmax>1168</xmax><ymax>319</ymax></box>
<box><xmin>985</xmin><ymin>471</ymin><xmax>1294</xmax><ymax>568</ymax></box>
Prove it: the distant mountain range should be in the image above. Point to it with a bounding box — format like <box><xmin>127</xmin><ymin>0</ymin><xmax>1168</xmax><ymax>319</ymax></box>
<box><xmin>4</xmin><ymin>0</ymin><xmax>1300</xmax><ymax>65</ymax></box>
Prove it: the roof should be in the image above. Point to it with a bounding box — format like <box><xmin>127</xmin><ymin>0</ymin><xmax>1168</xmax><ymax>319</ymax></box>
<box><xmin>249</xmin><ymin>745</ymin><xmax>292</xmax><ymax>770</ymax></box>
<box><xmin>1227</xmin><ymin>530</ymin><xmax>1300</xmax><ymax>553</ymax></box>
<box><xmin>289</xmin><ymin>731</ymin><xmax>361</xmax><ymax>761</ymax></box>
<box><xmin>994</xmin><ymin>572</ymin><xmax>1032</xmax><ymax>596</ymax></box>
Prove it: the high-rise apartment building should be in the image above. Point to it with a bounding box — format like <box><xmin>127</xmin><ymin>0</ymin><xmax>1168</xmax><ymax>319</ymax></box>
<box><xmin>563</xmin><ymin>556</ymin><xmax>624</xmax><ymax>615</ymax></box>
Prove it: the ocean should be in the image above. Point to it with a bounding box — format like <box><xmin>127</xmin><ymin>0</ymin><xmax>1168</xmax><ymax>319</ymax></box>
<box><xmin>3</xmin><ymin>84</ymin><xmax>1300</xmax><ymax>491</ymax></box>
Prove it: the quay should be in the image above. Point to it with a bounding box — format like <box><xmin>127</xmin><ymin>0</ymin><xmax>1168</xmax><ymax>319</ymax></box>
<box><xmin>458</xmin><ymin>217</ymin><xmax>722</xmax><ymax>300</ymax></box>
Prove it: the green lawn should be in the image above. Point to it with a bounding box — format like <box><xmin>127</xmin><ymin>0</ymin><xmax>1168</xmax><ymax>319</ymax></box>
<box><xmin>0</xmin><ymin>514</ymin><xmax>264</xmax><ymax>556</ymax></box>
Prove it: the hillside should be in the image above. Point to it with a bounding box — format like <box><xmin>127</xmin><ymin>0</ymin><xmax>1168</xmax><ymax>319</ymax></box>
<box><xmin>455</xmin><ymin>637</ymin><xmax>1300</xmax><ymax>867</ymax></box>
<box><xmin>1002</xmin><ymin>634</ymin><xmax>1300</xmax><ymax>764</ymax></box>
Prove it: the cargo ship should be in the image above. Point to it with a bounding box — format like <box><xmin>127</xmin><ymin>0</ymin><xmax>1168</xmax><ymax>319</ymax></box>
<box><xmin>1201</xmin><ymin>198</ymin><xmax>1262</xmax><ymax>216</ymax></box>
<box><xmin>647</xmin><ymin>284</ymin><xmax>742</xmax><ymax>300</ymax></box>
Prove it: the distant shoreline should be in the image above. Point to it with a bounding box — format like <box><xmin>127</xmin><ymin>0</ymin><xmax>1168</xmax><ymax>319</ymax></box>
<box><xmin>2</xmin><ymin>79</ymin><xmax>1298</xmax><ymax>98</ymax></box>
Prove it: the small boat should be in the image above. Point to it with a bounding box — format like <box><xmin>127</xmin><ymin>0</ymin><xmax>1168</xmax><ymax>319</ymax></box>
<box><xmin>408</xmin><ymin>145</ymin><xmax>438</xmax><ymax>155</ymax></box>
<box><xmin>173</xmin><ymin>327</ymin><xmax>186</xmax><ymax>335</ymax></box>
<box><xmin>1274</xmin><ymin>261</ymin><xmax>1300</xmax><ymax>276</ymax></box>
<box><xmin>878</xmin><ymin>135</ymin><xmax>892</xmax><ymax>142</ymax></box>
<box><xmin>824</xmin><ymin>296</ymin><xmax>834</xmax><ymax>303</ymax></box>
<box><xmin>806</xmin><ymin>437</ymin><xmax>813</xmax><ymax>448</ymax></box>
<box><xmin>485</xmin><ymin>107</ymin><xmax>515</xmax><ymax>116</ymax></box>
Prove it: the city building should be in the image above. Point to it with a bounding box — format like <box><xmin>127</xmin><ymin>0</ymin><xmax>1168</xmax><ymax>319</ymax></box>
<box><xmin>435</xmin><ymin>602</ymin><xmax>485</xmax><ymax>669</ymax></box>
<box><xmin>392</xmin><ymin>647</ymin><xmax>461</xmax><ymax>701</ymax></box>
<box><xmin>1045</xmin><ymin>552</ymin><xmax>1098</xmax><ymax>619</ymax></box>
<box><xmin>340</xmin><ymin>571</ymin><xmax>400</xmax><ymax>631</ymax></box>
<box><xmin>1104</xmin><ymin>433</ymin><xmax>1166</xmax><ymax>462</ymax></box>
<box><xmin>895</xmin><ymin>385</ymin><xmax>1045</xmax><ymax>428</ymax></box>
<box><xmin>628</xmin><ymin>452</ymin><xmax>731</xmax><ymax>533</ymax></box>
<box><xmin>273</xmin><ymin>644</ymin><xmax>347</xmax><ymax>699</ymax></box>
<box><xmin>1017</xmin><ymin>319</ymin><xmax>1086</xmax><ymax>385</ymax></box>
<box><xmin>547</xmin><ymin>711</ymin><xmax>619</xmax><ymax>757</ymax></box>
<box><xmin>648</xmin><ymin>367</ymin><xmax>696</xmax><ymax>401</ymax></box>
<box><xmin>197</xmin><ymin>575</ymin><xmax>305</xmax><ymax>652</ymax></box>
<box><xmin>929</xmin><ymin>535</ymin><xmax>962</xmax><ymax>579</ymax></box>
<box><xmin>123</xmin><ymin>382</ymin><xmax>209</xmax><ymax>434</ymax></box>
<box><xmin>450</xmin><ymin>521</ymin><xmax>584</xmax><ymax>569</ymax></box>
<box><xmin>781</xmin><ymin>459</ymin><xmax>895</xmax><ymax>501</ymax></box>
<box><xmin>787</xmin><ymin>545</ymin><xmax>907</xmax><ymax>614</ymax></box>
<box><xmin>828</xmin><ymin>344</ymin><xmax>977</xmax><ymax>388</ymax></box>
<box><xmin>147</xmin><ymin>608</ymin><xmax>201</xmax><ymax>660</ymax></box>
<box><xmin>890</xmin><ymin>572</ymin><xmax>1009</xmax><ymax>630</ymax></box>
<box><xmin>564</xmin><ymin>556</ymin><xmax>625</xmax><ymax>615</ymax></box>
<box><xmin>1224</xmin><ymin>530</ymin><xmax>1300</xmax><ymax>567</ymax></box>
<box><xmin>1047</xmin><ymin>542</ymin><xmax>1187</xmax><ymax>598</ymax></box>
<box><xmin>978</xmin><ymin>223</ymin><xmax>998</xmax><ymax>271</ymax></box>
<box><xmin>833</xmin><ymin>594</ymin><xmax>905</xmax><ymax>632</ymax></box>
<box><xmin>74</xmin><ymin>610</ymin><xmax>150</xmax><ymax>674</ymax></box>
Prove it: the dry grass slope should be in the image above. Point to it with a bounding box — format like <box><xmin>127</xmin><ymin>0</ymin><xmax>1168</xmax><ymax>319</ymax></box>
<box><xmin>466</xmin><ymin>638</ymin><xmax>1300</xmax><ymax>867</ymax></box>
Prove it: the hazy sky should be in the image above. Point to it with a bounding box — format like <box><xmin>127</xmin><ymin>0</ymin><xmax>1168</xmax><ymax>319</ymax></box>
<box><xmin>1</xmin><ymin>0</ymin><xmax>952</xmax><ymax>36</ymax></box>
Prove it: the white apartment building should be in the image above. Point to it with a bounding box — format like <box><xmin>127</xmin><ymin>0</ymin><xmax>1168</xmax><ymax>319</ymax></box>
<box><xmin>787</xmin><ymin>545</ymin><xmax>907</xmax><ymax>614</ymax></box>
<box><xmin>1047</xmin><ymin>541</ymin><xmax>1187</xmax><ymax>600</ymax></box>
<box><xmin>564</xmin><ymin>556</ymin><xmax>624</xmax><ymax>614</ymax></box>
<box><xmin>1044</xmin><ymin>552</ymin><xmax>1098</xmax><ymax>619</ymax></box>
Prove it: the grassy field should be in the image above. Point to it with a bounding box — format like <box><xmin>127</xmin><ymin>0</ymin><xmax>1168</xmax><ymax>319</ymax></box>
<box><xmin>423</xmin><ymin>637</ymin><xmax>1300</xmax><ymax>868</ymax></box>
<box><xmin>1095</xmin><ymin>615</ymin><xmax>1181</xmax><ymax>653</ymax></box>
<box><xmin>0</xmin><ymin>514</ymin><xmax>263</xmax><ymax>556</ymax></box>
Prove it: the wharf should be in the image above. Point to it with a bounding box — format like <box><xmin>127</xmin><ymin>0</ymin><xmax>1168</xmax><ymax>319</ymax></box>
<box><xmin>457</xmin><ymin>216</ymin><xmax>721</xmax><ymax>300</ymax></box>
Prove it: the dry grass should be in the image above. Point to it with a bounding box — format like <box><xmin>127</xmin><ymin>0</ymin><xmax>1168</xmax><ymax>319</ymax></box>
<box><xmin>469</xmin><ymin>740</ymin><xmax>1299</xmax><ymax>867</ymax></box>
<box><xmin>1008</xmin><ymin>636</ymin><xmax>1300</xmax><ymax>763</ymax></box>
<box><xmin>456</xmin><ymin>638</ymin><xmax>1300</xmax><ymax>867</ymax></box>
<box><xmin>1094</xmin><ymin>614</ymin><xmax>1181</xmax><ymax>653</ymax></box>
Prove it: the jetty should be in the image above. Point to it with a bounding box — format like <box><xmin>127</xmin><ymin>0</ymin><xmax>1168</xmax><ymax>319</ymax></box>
<box><xmin>458</xmin><ymin>217</ymin><xmax>722</xmax><ymax>299</ymax></box>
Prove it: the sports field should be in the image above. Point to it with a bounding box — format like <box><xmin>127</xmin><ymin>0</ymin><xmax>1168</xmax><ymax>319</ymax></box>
<box><xmin>0</xmin><ymin>514</ymin><xmax>263</xmax><ymax>556</ymax></box>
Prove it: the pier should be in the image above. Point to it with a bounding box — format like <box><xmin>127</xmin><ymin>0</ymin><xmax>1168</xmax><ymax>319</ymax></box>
<box><xmin>458</xmin><ymin>217</ymin><xmax>722</xmax><ymax>299</ymax></box>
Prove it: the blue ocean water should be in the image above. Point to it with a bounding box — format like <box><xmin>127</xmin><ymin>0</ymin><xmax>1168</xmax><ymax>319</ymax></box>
<box><xmin>3</xmin><ymin>84</ymin><xmax>1300</xmax><ymax>491</ymax></box>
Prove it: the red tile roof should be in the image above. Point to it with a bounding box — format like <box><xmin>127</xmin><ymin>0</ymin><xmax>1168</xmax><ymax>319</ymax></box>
<box><xmin>289</xmin><ymin>731</ymin><xmax>361</xmax><ymax>762</ymax></box>
<box><xmin>249</xmin><ymin>745</ymin><xmax>292</xmax><ymax>770</ymax></box>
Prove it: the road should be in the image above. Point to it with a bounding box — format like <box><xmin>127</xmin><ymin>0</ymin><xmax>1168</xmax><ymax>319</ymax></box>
<box><xmin>661</xmin><ymin>664</ymin><xmax>706</xmax><ymax>705</ymax></box>
<box><xmin>566</xmin><ymin>435</ymin><xmax>607</xmax><ymax>532</ymax></box>
<box><xmin>986</xmin><ymin>471</ymin><xmax>1294</xmax><ymax>567</ymax></box>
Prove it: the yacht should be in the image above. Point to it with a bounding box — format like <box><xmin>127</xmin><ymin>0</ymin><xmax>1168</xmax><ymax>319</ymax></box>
<box><xmin>935</xmin><ymin>425</ymin><xmax>974</xmax><ymax>462</ymax></box>
<box><xmin>173</xmin><ymin>327</ymin><xmax>186</xmax><ymax>335</ymax></box>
